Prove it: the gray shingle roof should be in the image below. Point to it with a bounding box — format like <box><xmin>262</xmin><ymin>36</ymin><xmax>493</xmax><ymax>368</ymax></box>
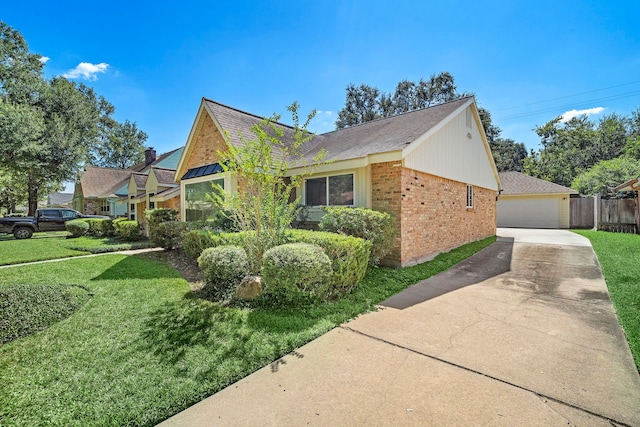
<box><xmin>499</xmin><ymin>171</ymin><xmax>578</xmax><ymax>195</ymax></box>
<box><xmin>47</xmin><ymin>192</ymin><xmax>73</xmax><ymax>205</ymax></box>
<box><xmin>129</xmin><ymin>147</ymin><xmax>184</xmax><ymax>173</ymax></box>
<box><xmin>78</xmin><ymin>167</ymin><xmax>133</xmax><ymax>198</ymax></box>
<box><xmin>152</xmin><ymin>167</ymin><xmax>178</xmax><ymax>185</ymax></box>
<box><xmin>204</xmin><ymin>97</ymin><xmax>472</xmax><ymax>164</ymax></box>
<box><xmin>132</xmin><ymin>172</ymin><xmax>147</xmax><ymax>188</ymax></box>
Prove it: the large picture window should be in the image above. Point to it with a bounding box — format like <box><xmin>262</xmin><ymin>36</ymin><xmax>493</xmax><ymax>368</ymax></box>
<box><xmin>305</xmin><ymin>173</ymin><xmax>354</xmax><ymax>206</ymax></box>
<box><xmin>184</xmin><ymin>178</ymin><xmax>224</xmax><ymax>221</ymax></box>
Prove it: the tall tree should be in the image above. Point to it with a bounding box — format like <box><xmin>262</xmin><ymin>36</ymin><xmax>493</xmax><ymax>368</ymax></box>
<box><xmin>0</xmin><ymin>22</ymin><xmax>113</xmax><ymax>214</ymax></box>
<box><xmin>527</xmin><ymin>113</ymin><xmax>632</xmax><ymax>187</ymax></box>
<box><xmin>572</xmin><ymin>157</ymin><xmax>640</xmax><ymax>198</ymax></box>
<box><xmin>90</xmin><ymin>119</ymin><xmax>148</xmax><ymax>168</ymax></box>
<box><xmin>335</xmin><ymin>72</ymin><xmax>460</xmax><ymax>129</ymax></box>
<box><xmin>490</xmin><ymin>138</ymin><xmax>527</xmax><ymax>172</ymax></box>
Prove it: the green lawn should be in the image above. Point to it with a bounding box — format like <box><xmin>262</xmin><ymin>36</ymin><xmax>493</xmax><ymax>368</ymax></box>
<box><xmin>0</xmin><ymin>236</ymin><xmax>495</xmax><ymax>426</ymax></box>
<box><xmin>573</xmin><ymin>230</ymin><xmax>640</xmax><ymax>370</ymax></box>
<box><xmin>0</xmin><ymin>235</ymin><xmax>154</xmax><ymax>265</ymax></box>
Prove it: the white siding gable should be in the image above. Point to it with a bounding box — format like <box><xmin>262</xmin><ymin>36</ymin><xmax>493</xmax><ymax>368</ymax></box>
<box><xmin>403</xmin><ymin>104</ymin><xmax>499</xmax><ymax>191</ymax></box>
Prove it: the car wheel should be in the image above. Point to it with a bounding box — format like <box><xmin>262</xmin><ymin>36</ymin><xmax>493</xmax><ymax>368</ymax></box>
<box><xmin>13</xmin><ymin>227</ymin><xmax>33</xmax><ymax>239</ymax></box>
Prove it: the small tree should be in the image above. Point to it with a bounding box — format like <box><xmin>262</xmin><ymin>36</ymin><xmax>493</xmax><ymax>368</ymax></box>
<box><xmin>209</xmin><ymin>102</ymin><xmax>328</xmax><ymax>273</ymax></box>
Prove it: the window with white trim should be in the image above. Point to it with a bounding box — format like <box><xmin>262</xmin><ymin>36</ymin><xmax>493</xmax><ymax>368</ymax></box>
<box><xmin>100</xmin><ymin>200</ymin><xmax>110</xmax><ymax>213</ymax></box>
<box><xmin>184</xmin><ymin>178</ymin><xmax>225</xmax><ymax>221</ymax></box>
<box><xmin>148</xmin><ymin>193</ymin><xmax>155</xmax><ymax>210</ymax></box>
<box><xmin>305</xmin><ymin>173</ymin><xmax>354</xmax><ymax>206</ymax></box>
<box><xmin>466</xmin><ymin>185</ymin><xmax>474</xmax><ymax>208</ymax></box>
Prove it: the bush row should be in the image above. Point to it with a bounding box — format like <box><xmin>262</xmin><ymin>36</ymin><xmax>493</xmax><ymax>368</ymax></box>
<box><xmin>193</xmin><ymin>228</ymin><xmax>371</xmax><ymax>302</ymax></box>
<box><xmin>65</xmin><ymin>217</ymin><xmax>141</xmax><ymax>241</ymax></box>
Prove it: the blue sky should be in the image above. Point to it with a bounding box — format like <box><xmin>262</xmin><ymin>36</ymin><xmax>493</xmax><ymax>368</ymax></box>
<box><xmin>3</xmin><ymin>0</ymin><xmax>640</xmax><ymax>159</ymax></box>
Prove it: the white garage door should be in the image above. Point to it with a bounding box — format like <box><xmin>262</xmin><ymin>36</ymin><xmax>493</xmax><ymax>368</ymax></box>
<box><xmin>497</xmin><ymin>197</ymin><xmax>561</xmax><ymax>228</ymax></box>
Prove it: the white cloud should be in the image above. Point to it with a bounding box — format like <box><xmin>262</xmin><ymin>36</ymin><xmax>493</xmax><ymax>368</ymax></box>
<box><xmin>310</xmin><ymin>110</ymin><xmax>336</xmax><ymax>134</ymax></box>
<box><xmin>560</xmin><ymin>107</ymin><xmax>605</xmax><ymax>122</ymax></box>
<box><xmin>39</xmin><ymin>56</ymin><xmax>50</xmax><ymax>64</ymax></box>
<box><xmin>62</xmin><ymin>62</ymin><xmax>109</xmax><ymax>80</ymax></box>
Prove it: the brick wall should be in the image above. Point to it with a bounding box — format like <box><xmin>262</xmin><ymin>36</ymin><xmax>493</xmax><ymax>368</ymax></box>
<box><xmin>159</xmin><ymin>196</ymin><xmax>181</xmax><ymax>219</ymax></box>
<box><xmin>372</xmin><ymin>162</ymin><xmax>496</xmax><ymax>267</ymax></box>
<box><xmin>182</xmin><ymin>114</ymin><xmax>228</xmax><ymax>173</ymax></box>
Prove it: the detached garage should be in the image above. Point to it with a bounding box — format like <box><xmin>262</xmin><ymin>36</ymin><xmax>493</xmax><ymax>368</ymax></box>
<box><xmin>497</xmin><ymin>172</ymin><xmax>578</xmax><ymax>229</ymax></box>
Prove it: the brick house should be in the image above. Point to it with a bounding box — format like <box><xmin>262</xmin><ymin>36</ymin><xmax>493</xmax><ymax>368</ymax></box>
<box><xmin>74</xmin><ymin>147</ymin><xmax>183</xmax><ymax>219</ymax></box>
<box><xmin>175</xmin><ymin>96</ymin><xmax>501</xmax><ymax>267</ymax></box>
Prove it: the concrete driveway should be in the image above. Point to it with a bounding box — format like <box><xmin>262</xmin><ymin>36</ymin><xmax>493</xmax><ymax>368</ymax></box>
<box><xmin>160</xmin><ymin>229</ymin><xmax>640</xmax><ymax>426</ymax></box>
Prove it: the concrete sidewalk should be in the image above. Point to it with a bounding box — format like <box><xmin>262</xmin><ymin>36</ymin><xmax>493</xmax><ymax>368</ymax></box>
<box><xmin>160</xmin><ymin>229</ymin><xmax>640</xmax><ymax>426</ymax></box>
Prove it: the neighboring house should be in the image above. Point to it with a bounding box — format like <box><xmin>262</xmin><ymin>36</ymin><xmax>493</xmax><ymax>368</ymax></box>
<box><xmin>73</xmin><ymin>167</ymin><xmax>132</xmax><ymax>216</ymax></box>
<box><xmin>127</xmin><ymin>167</ymin><xmax>180</xmax><ymax>226</ymax></box>
<box><xmin>73</xmin><ymin>147</ymin><xmax>184</xmax><ymax>218</ymax></box>
<box><xmin>46</xmin><ymin>192</ymin><xmax>73</xmax><ymax>208</ymax></box>
<box><xmin>613</xmin><ymin>178</ymin><xmax>640</xmax><ymax>231</ymax></box>
<box><xmin>497</xmin><ymin>171</ymin><xmax>578</xmax><ymax>229</ymax></box>
<box><xmin>175</xmin><ymin>96</ymin><xmax>500</xmax><ymax>267</ymax></box>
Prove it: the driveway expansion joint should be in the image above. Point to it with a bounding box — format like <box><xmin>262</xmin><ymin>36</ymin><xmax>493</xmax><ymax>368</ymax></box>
<box><xmin>340</xmin><ymin>325</ymin><xmax>633</xmax><ymax>427</ymax></box>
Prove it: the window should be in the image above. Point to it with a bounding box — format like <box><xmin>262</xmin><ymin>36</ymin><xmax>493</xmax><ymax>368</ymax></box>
<box><xmin>184</xmin><ymin>178</ymin><xmax>224</xmax><ymax>221</ymax></box>
<box><xmin>148</xmin><ymin>193</ymin><xmax>155</xmax><ymax>210</ymax></box>
<box><xmin>100</xmin><ymin>200</ymin><xmax>110</xmax><ymax>213</ymax></box>
<box><xmin>305</xmin><ymin>173</ymin><xmax>354</xmax><ymax>206</ymax></box>
<box><xmin>130</xmin><ymin>203</ymin><xmax>135</xmax><ymax>221</ymax></box>
<box><xmin>466</xmin><ymin>185</ymin><xmax>474</xmax><ymax>208</ymax></box>
<box><xmin>61</xmin><ymin>210</ymin><xmax>78</xmax><ymax>219</ymax></box>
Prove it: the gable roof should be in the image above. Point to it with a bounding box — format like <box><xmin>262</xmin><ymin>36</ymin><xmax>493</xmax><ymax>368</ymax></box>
<box><xmin>152</xmin><ymin>167</ymin><xmax>179</xmax><ymax>185</ymax></box>
<box><xmin>129</xmin><ymin>147</ymin><xmax>184</xmax><ymax>173</ymax></box>
<box><xmin>499</xmin><ymin>172</ymin><xmax>578</xmax><ymax>195</ymax></box>
<box><xmin>78</xmin><ymin>167</ymin><xmax>133</xmax><ymax>198</ymax></box>
<box><xmin>306</xmin><ymin>97</ymin><xmax>473</xmax><ymax>162</ymax></box>
<box><xmin>131</xmin><ymin>172</ymin><xmax>147</xmax><ymax>188</ymax></box>
<box><xmin>614</xmin><ymin>178</ymin><xmax>640</xmax><ymax>192</ymax></box>
<box><xmin>199</xmin><ymin>96</ymin><xmax>473</xmax><ymax>163</ymax></box>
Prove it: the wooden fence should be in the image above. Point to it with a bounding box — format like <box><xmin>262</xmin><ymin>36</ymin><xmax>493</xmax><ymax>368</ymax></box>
<box><xmin>570</xmin><ymin>196</ymin><xmax>638</xmax><ymax>233</ymax></box>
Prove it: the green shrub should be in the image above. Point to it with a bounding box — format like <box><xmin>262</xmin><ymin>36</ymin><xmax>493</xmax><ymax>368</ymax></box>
<box><xmin>319</xmin><ymin>206</ymin><xmax>394</xmax><ymax>266</ymax></box>
<box><xmin>198</xmin><ymin>245</ymin><xmax>249</xmax><ymax>300</ymax></box>
<box><xmin>152</xmin><ymin>221</ymin><xmax>188</xmax><ymax>250</ymax></box>
<box><xmin>113</xmin><ymin>220</ymin><xmax>142</xmax><ymax>241</ymax></box>
<box><xmin>0</xmin><ymin>284</ymin><xmax>91</xmax><ymax>344</ymax></box>
<box><xmin>262</xmin><ymin>243</ymin><xmax>333</xmax><ymax>303</ymax></box>
<box><xmin>146</xmin><ymin>208</ymin><xmax>179</xmax><ymax>244</ymax></box>
<box><xmin>99</xmin><ymin>218</ymin><xmax>114</xmax><ymax>236</ymax></box>
<box><xmin>286</xmin><ymin>229</ymin><xmax>371</xmax><ymax>297</ymax></box>
<box><xmin>65</xmin><ymin>219</ymin><xmax>89</xmax><ymax>237</ymax></box>
<box><xmin>183</xmin><ymin>230</ymin><xmax>226</xmax><ymax>260</ymax></box>
<box><xmin>84</xmin><ymin>218</ymin><xmax>109</xmax><ymax>236</ymax></box>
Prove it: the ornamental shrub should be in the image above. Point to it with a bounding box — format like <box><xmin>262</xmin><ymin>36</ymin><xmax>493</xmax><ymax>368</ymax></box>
<box><xmin>319</xmin><ymin>206</ymin><xmax>394</xmax><ymax>265</ymax></box>
<box><xmin>183</xmin><ymin>230</ymin><xmax>222</xmax><ymax>260</ymax></box>
<box><xmin>65</xmin><ymin>219</ymin><xmax>89</xmax><ymax>237</ymax></box>
<box><xmin>0</xmin><ymin>284</ymin><xmax>91</xmax><ymax>344</ymax></box>
<box><xmin>99</xmin><ymin>218</ymin><xmax>114</xmax><ymax>236</ymax></box>
<box><xmin>285</xmin><ymin>229</ymin><xmax>371</xmax><ymax>297</ymax></box>
<box><xmin>84</xmin><ymin>218</ymin><xmax>106</xmax><ymax>236</ymax></box>
<box><xmin>113</xmin><ymin>220</ymin><xmax>142</xmax><ymax>241</ymax></box>
<box><xmin>198</xmin><ymin>245</ymin><xmax>249</xmax><ymax>300</ymax></box>
<box><xmin>153</xmin><ymin>221</ymin><xmax>188</xmax><ymax>250</ymax></box>
<box><xmin>261</xmin><ymin>243</ymin><xmax>332</xmax><ymax>303</ymax></box>
<box><xmin>146</xmin><ymin>208</ymin><xmax>179</xmax><ymax>244</ymax></box>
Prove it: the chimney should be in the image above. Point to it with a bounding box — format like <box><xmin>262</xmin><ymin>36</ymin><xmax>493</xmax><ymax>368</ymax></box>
<box><xmin>145</xmin><ymin>147</ymin><xmax>156</xmax><ymax>166</ymax></box>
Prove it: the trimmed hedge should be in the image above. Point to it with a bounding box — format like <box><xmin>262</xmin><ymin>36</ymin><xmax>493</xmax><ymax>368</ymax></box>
<box><xmin>319</xmin><ymin>206</ymin><xmax>394</xmax><ymax>265</ymax></box>
<box><xmin>185</xmin><ymin>228</ymin><xmax>371</xmax><ymax>298</ymax></box>
<box><xmin>84</xmin><ymin>218</ymin><xmax>105</xmax><ymax>236</ymax></box>
<box><xmin>113</xmin><ymin>220</ymin><xmax>142</xmax><ymax>241</ymax></box>
<box><xmin>0</xmin><ymin>284</ymin><xmax>91</xmax><ymax>344</ymax></box>
<box><xmin>198</xmin><ymin>245</ymin><xmax>249</xmax><ymax>299</ymax></box>
<box><xmin>152</xmin><ymin>221</ymin><xmax>188</xmax><ymax>250</ymax></box>
<box><xmin>65</xmin><ymin>219</ymin><xmax>89</xmax><ymax>237</ymax></box>
<box><xmin>286</xmin><ymin>229</ymin><xmax>371</xmax><ymax>297</ymax></box>
<box><xmin>262</xmin><ymin>243</ymin><xmax>332</xmax><ymax>303</ymax></box>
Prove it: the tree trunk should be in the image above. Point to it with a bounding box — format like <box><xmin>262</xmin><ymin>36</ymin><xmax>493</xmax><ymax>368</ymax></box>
<box><xmin>27</xmin><ymin>176</ymin><xmax>39</xmax><ymax>216</ymax></box>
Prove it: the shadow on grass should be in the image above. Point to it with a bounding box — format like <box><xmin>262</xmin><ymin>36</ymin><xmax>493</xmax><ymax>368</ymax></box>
<box><xmin>91</xmin><ymin>256</ymin><xmax>183</xmax><ymax>281</ymax></box>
